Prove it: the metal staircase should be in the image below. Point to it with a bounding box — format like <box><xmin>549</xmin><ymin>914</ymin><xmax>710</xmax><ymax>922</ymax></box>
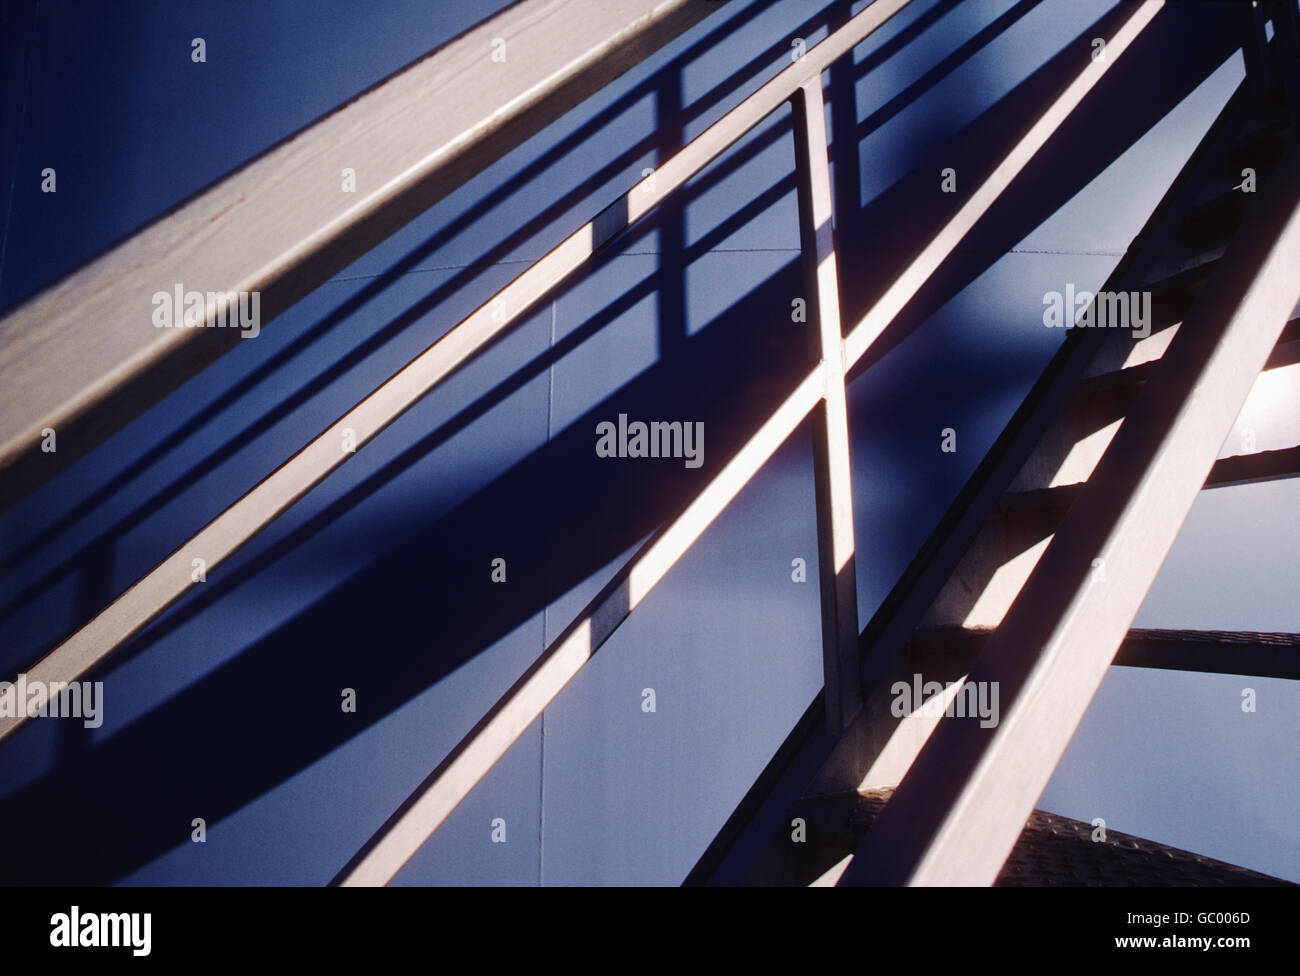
<box><xmin>1</xmin><ymin>0</ymin><xmax>1298</xmax><ymax>886</ymax></box>
<box><xmin>694</xmin><ymin>14</ymin><xmax>1300</xmax><ymax>885</ymax></box>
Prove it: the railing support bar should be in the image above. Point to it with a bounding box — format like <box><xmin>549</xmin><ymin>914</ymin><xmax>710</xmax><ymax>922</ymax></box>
<box><xmin>792</xmin><ymin>77</ymin><xmax>862</xmax><ymax>734</ymax></box>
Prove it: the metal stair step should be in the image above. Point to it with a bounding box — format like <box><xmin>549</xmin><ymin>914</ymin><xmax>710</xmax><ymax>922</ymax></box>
<box><xmin>910</xmin><ymin>625</ymin><xmax>1300</xmax><ymax>680</ymax></box>
<box><xmin>998</xmin><ymin>443</ymin><xmax>1300</xmax><ymax>517</ymax></box>
<box><xmin>1076</xmin><ymin>315</ymin><xmax>1300</xmax><ymax>397</ymax></box>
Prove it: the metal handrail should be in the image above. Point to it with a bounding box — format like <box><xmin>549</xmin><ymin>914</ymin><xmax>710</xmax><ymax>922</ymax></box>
<box><xmin>0</xmin><ymin>0</ymin><xmax>714</xmax><ymax>510</ymax></box>
<box><xmin>336</xmin><ymin>0</ymin><xmax>1168</xmax><ymax>885</ymax></box>
<box><xmin>0</xmin><ymin>0</ymin><xmax>1174</xmax><ymax>887</ymax></box>
<box><xmin>0</xmin><ymin>0</ymin><xmax>915</xmax><ymax>745</ymax></box>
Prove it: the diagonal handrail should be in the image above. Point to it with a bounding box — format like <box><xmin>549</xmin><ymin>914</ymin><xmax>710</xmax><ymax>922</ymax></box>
<box><xmin>0</xmin><ymin>0</ymin><xmax>915</xmax><ymax>743</ymax></box>
<box><xmin>335</xmin><ymin>0</ymin><xmax>1168</xmax><ymax>885</ymax></box>
<box><xmin>0</xmin><ymin>0</ymin><xmax>1174</xmax><ymax>889</ymax></box>
<box><xmin>0</xmin><ymin>0</ymin><xmax>715</xmax><ymax>511</ymax></box>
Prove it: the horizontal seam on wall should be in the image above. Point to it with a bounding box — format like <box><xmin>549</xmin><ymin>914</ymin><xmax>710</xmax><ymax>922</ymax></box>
<box><xmin>322</xmin><ymin>245</ymin><xmax>1122</xmax><ymax>285</ymax></box>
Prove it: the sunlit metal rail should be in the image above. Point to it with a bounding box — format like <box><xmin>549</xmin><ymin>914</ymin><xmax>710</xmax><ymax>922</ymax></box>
<box><xmin>3</xmin><ymin>0</ymin><xmax>1296</xmax><ymax>889</ymax></box>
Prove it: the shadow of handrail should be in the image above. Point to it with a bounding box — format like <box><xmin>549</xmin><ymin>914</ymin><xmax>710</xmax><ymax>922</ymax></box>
<box><xmin>0</xmin><ymin>0</ymin><xmax>1246</xmax><ymax>883</ymax></box>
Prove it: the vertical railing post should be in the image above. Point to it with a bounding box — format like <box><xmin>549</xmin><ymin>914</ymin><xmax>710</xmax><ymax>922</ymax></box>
<box><xmin>791</xmin><ymin>76</ymin><xmax>862</xmax><ymax>733</ymax></box>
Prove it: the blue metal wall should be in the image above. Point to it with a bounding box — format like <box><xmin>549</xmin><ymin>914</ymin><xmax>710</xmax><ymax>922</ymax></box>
<box><xmin>2</xmin><ymin>0</ymin><xmax>1293</xmax><ymax>885</ymax></box>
